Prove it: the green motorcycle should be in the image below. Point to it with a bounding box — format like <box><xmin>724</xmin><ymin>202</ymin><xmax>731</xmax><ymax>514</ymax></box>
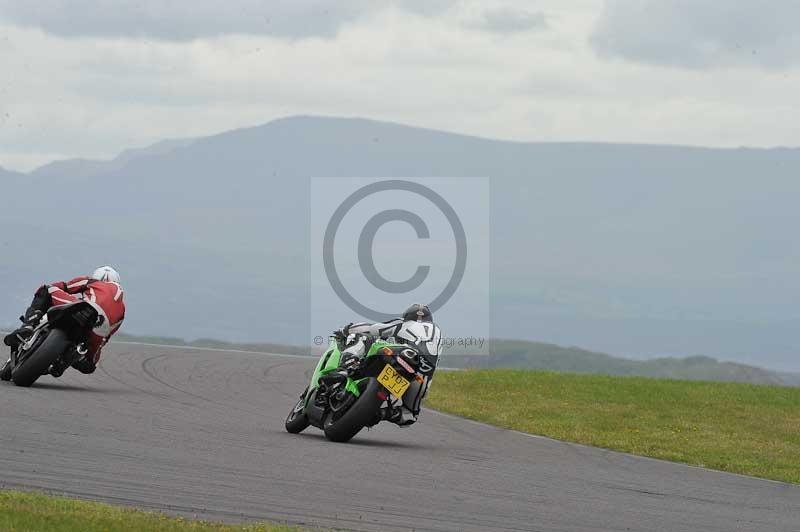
<box><xmin>285</xmin><ymin>336</ymin><xmax>436</xmax><ymax>442</ymax></box>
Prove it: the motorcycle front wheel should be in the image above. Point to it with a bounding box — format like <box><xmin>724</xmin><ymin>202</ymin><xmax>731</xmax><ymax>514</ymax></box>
<box><xmin>285</xmin><ymin>388</ymin><xmax>311</xmax><ymax>434</ymax></box>
<box><xmin>0</xmin><ymin>359</ymin><xmax>11</xmax><ymax>381</ymax></box>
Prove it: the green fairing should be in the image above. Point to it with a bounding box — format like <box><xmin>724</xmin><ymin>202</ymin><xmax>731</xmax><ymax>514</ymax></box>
<box><xmin>310</xmin><ymin>340</ymin><xmax>341</xmax><ymax>386</ymax></box>
<box><xmin>346</xmin><ymin>377</ymin><xmax>368</xmax><ymax>396</ymax></box>
<box><xmin>366</xmin><ymin>340</ymin><xmax>393</xmax><ymax>357</ymax></box>
<box><xmin>305</xmin><ymin>338</ymin><xmax>407</xmax><ymax>406</ymax></box>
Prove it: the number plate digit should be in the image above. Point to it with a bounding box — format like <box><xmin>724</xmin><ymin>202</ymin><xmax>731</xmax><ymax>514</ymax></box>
<box><xmin>377</xmin><ymin>364</ymin><xmax>410</xmax><ymax>398</ymax></box>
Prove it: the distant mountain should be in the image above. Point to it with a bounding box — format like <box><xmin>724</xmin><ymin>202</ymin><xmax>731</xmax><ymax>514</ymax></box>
<box><xmin>28</xmin><ymin>138</ymin><xmax>195</xmax><ymax>182</ymax></box>
<box><xmin>0</xmin><ymin>165</ymin><xmax>25</xmax><ymax>180</ymax></box>
<box><xmin>5</xmin><ymin>324</ymin><xmax>795</xmax><ymax>386</ymax></box>
<box><xmin>2</xmin><ymin>116</ymin><xmax>800</xmax><ymax>372</ymax></box>
<box><xmin>445</xmin><ymin>339</ymin><xmax>796</xmax><ymax>386</ymax></box>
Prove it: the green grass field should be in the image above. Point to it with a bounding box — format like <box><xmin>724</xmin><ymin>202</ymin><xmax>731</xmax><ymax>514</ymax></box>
<box><xmin>0</xmin><ymin>491</ymin><xmax>301</xmax><ymax>532</ymax></box>
<box><xmin>426</xmin><ymin>369</ymin><xmax>800</xmax><ymax>483</ymax></box>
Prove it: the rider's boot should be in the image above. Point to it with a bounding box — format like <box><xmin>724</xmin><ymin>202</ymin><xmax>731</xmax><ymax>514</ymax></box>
<box><xmin>71</xmin><ymin>356</ymin><xmax>97</xmax><ymax>375</ymax></box>
<box><xmin>48</xmin><ymin>357</ymin><xmax>70</xmax><ymax>378</ymax></box>
<box><xmin>382</xmin><ymin>407</ymin><xmax>403</xmax><ymax>423</ymax></box>
<box><xmin>380</xmin><ymin>407</ymin><xmax>417</xmax><ymax>427</ymax></box>
<box><xmin>396</xmin><ymin>417</ymin><xmax>417</xmax><ymax>427</ymax></box>
<box><xmin>318</xmin><ymin>370</ymin><xmax>348</xmax><ymax>387</ymax></box>
<box><xmin>339</xmin><ymin>352</ymin><xmax>363</xmax><ymax>374</ymax></box>
<box><xmin>3</xmin><ymin>311</ymin><xmax>42</xmax><ymax>348</ymax></box>
<box><xmin>319</xmin><ymin>351</ymin><xmax>363</xmax><ymax>387</ymax></box>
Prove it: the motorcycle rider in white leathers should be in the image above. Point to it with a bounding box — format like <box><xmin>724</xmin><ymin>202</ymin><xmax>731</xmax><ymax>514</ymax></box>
<box><xmin>335</xmin><ymin>303</ymin><xmax>442</xmax><ymax>427</ymax></box>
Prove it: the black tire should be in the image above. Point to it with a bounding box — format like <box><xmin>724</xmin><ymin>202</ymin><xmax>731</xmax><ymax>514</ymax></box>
<box><xmin>285</xmin><ymin>392</ymin><xmax>311</xmax><ymax>434</ymax></box>
<box><xmin>11</xmin><ymin>329</ymin><xmax>69</xmax><ymax>387</ymax></box>
<box><xmin>0</xmin><ymin>359</ymin><xmax>11</xmax><ymax>382</ymax></box>
<box><xmin>323</xmin><ymin>378</ymin><xmax>384</xmax><ymax>443</ymax></box>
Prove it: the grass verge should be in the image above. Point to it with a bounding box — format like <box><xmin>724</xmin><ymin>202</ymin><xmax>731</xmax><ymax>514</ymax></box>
<box><xmin>426</xmin><ymin>369</ymin><xmax>800</xmax><ymax>483</ymax></box>
<box><xmin>0</xmin><ymin>490</ymin><xmax>302</xmax><ymax>532</ymax></box>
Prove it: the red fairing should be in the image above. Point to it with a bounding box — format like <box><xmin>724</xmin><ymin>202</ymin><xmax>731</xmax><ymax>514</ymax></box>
<box><xmin>43</xmin><ymin>277</ymin><xmax>126</xmax><ymax>363</ymax></box>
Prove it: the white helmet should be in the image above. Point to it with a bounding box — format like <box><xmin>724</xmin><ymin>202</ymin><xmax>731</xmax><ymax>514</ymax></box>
<box><xmin>92</xmin><ymin>266</ymin><xmax>121</xmax><ymax>284</ymax></box>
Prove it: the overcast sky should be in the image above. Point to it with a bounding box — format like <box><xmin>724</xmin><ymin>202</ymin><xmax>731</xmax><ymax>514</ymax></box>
<box><xmin>1</xmin><ymin>0</ymin><xmax>799</xmax><ymax>171</ymax></box>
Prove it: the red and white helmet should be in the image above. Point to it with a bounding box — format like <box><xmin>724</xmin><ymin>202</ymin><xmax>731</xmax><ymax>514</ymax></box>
<box><xmin>92</xmin><ymin>266</ymin><xmax>121</xmax><ymax>284</ymax></box>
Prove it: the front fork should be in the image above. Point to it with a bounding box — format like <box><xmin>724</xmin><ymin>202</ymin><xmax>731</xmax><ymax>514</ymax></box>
<box><xmin>0</xmin><ymin>357</ymin><xmax>12</xmax><ymax>381</ymax></box>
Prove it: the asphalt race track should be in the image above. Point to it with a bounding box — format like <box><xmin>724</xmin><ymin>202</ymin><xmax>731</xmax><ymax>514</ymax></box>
<box><xmin>1</xmin><ymin>343</ymin><xmax>798</xmax><ymax>531</ymax></box>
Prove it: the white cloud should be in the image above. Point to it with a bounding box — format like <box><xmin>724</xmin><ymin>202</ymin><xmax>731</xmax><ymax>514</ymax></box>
<box><xmin>1</xmin><ymin>0</ymin><xmax>800</xmax><ymax>171</ymax></box>
<box><xmin>469</xmin><ymin>7</ymin><xmax>547</xmax><ymax>34</ymax></box>
<box><xmin>591</xmin><ymin>0</ymin><xmax>800</xmax><ymax>69</ymax></box>
<box><xmin>0</xmin><ymin>1</ymin><xmax>458</xmax><ymax>40</ymax></box>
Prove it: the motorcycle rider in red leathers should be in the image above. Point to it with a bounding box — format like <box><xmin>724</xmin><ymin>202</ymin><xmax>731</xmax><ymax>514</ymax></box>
<box><xmin>1</xmin><ymin>266</ymin><xmax>125</xmax><ymax>380</ymax></box>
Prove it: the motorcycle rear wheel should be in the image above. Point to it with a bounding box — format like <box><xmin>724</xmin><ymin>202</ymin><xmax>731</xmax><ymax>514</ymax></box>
<box><xmin>323</xmin><ymin>378</ymin><xmax>383</xmax><ymax>443</ymax></box>
<box><xmin>12</xmin><ymin>329</ymin><xmax>69</xmax><ymax>387</ymax></box>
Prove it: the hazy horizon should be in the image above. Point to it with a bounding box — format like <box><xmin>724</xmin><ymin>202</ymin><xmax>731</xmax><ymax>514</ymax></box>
<box><xmin>6</xmin><ymin>114</ymin><xmax>800</xmax><ymax>174</ymax></box>
<box><xmin>3</xmin><ymin>115</ymin><xmax>800</xmax><ymax>373</ymax></box>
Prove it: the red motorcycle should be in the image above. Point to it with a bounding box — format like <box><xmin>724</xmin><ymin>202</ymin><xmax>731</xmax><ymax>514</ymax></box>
<box><xmin>2</xmin><ymin>302</ymin><xmax>101</xmax><ymax>387</ymax></box>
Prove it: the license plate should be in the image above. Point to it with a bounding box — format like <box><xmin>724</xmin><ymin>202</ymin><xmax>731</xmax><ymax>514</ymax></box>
<box><xmin>377</xmin><ymin>364</ymin><xmax>410</xmax><ymax>398</ymax></box>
